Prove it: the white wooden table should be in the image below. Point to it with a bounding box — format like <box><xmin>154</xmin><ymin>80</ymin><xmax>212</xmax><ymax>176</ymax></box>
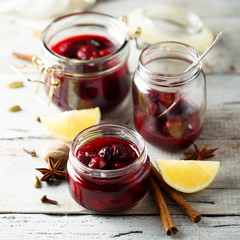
<box><xmin>0</xmin><ymin>0</ymin><xmax>240</xmax><ymax>239</ymax></box>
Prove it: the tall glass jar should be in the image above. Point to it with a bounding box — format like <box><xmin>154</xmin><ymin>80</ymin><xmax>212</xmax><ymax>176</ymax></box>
<box><xmin>133</xmin><ymin>42</ymin><xmax>206</xmax><ymax>152</ymax></box>
<box><xmin>41</xmin><ymin>12</ymin><xmax>130</xmax><ymax>113</ymax></box>
<box><xmin>67</xmin><ymin>123</ymin><xmax>150</xmax><ymax>212</ymax></box>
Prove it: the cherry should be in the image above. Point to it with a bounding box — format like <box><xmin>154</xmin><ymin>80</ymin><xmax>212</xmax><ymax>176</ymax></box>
<box><xmin>53</xmin><ymin>41</ymin><xmax>76</xmax><ymax>58</ymax></box>
<box><xmin>75</xmin><ymin>137</ymin><xmax>138</xmax><ymax>169</ymax></box>
<box><xmin>50</xmin><ymin>34</ymin><xmax>129</xmax><ymax>114</ymax></box>
<box><xmin>99</xmin><ymin>49</ymin><xmax>112</xmax><ymax>57</ymax></box>
<box><xmin>76</xmin><ymin>151</ymin><xmax>91</xmax><ymax>165</ymax></box>
<box><xmin>159</xmin><ymin>92</ymin><xmax>176</xmax><ymax>107</ymax></box>
<box><xmin>147</xmin><ymin>90</ymin><xmax>176</xmax><ymax>108</ymax></box>
<box><xmin>147</xmin><ymin>102</ymin><xmax>164</xmax><ymax>118</ymax></box>
<box><xmin>69</xmin><ymin>137</ymin><xmax>150</xmax><ymax>212</ymax></box>
<box><xmin>77</xmin><ymin>44</ymin><xmax>99</xmax><ymax>60</ymax></box>
<box><xmin>85</xmin><ymin>152</ymin><xmax>97</xmax><ymax>159</ymax></box>
<box><xmin>76</xmin><ymin>151</ymin><xmax>97</xmax><ymax>165</ymax></box>
<box><xmin>98</xmin><ymin>146</ymin><xmax>112</xmax><ymax>161</ymax></box>
<box><xmin>111</xmin><ymin>144</ymin><xmax>130</xmax><ymax>161</ymax></box>
<box><xmin>88</xmin><ymin>157</ymin><xmax>107</xmax><ymax>169</ymax></box>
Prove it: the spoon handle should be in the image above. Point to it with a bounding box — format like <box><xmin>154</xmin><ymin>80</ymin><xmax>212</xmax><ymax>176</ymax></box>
<box><xmin>184</xmin><ymin>29</ymin><xmax>224</xmax><ymax>72</ymax></box>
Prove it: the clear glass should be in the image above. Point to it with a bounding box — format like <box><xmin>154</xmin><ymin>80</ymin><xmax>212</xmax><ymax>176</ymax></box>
<box><xmin>133</xmin><ymin>42</ymin><xmax>206</xmax><ymax>152</ymax></box>
<box><xmin>67</xmin><ymin>123</ymin><xmax>150</xmax><ymax>212</ymax></box>
<box><xmin>41</xmin><ymin>12</ymin><xmax>130</xmax><ymax>114</ymax></box>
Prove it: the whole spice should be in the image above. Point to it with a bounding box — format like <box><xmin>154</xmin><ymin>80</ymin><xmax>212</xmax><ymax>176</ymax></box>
<box><xmin>36</xmin><ymin>157</ymin><xmax>67</xmax><ymax>181</ymax></box>
<box><xmin>33</xmin><ymin>30</ymin><xmax>41</xmax><ymax>38</ymax></box>
<box><xmin>41</xmin><ymin>195</ymin><xmax>58</xmax><ymax>205</ymax></box>
<box><xmin>30</xmin><ymin>174</ymin><xmax>41</xmax><ymax>188</ymax></box>
<box><xmin>36</xmin><ymin>116</ymin><xmax>41</xmax><ymax>122</ymax></box>
<box><xmin>151</xmin><ymin>163</ymin><xmax>201</xmax><ymax>223</ymax></box>
<box><xmin>8</xmin><ymin>105</ymin><xmax>21</xmax><ymax>112</ymax></box>
<box><xmin>150</xmin><ymin>177</ymin><xmax>178</xmax><ymax>235</ymax></box>
<box><xmin>42</xmin><ymin>143</ymin><xmax>70</xmax><ymax>169</ymax></box>
<box><xmin>8</xmin><ymin>81</ymin><xmax>24</xmax><ymax>88</ymax></box>
<box><xmin>23</xmin><ymin>148</ymin><xmax>37</xmax><ymax>157</ymax></box>
<box><xmin>12</xmin><ymin>52</ymin><xmax>33</xmax><ymax>62</ymax></box>
<box><xmin>183</xmin><ymin>144</ymin><xmax>218</xmax><ymax>160</ymax></box>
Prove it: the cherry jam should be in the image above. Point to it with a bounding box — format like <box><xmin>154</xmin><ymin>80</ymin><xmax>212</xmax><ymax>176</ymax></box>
<box><xmin>67</xmin><ymin>124</ymin><xmax>150</xmax><ymax>212</ymax></box>
<box><xmin>42</xmin><ymin>12</ymin><xmax>130</xmax><ymax>113</ymax></box>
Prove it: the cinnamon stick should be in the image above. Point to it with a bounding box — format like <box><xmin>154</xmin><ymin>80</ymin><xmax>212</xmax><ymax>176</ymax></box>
<box><xmin>149</xmin><ymin>177</ymin><xmax>178</xmax><ymax>235</ymax></box>
<box><xmin>12</xmin><ymin>52</ymin><xmax>33</xmax><ymax>62</ymax></box>
<box><xmin>151</xmin><ymin>163</ymin><xmax>201</xmax><ymax>223</ymax></box>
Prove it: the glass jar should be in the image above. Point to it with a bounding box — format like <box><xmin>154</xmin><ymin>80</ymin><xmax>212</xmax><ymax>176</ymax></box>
<box><xmin>67</xmin><ymin>123</ymin><xmax>150</xmax><ymax>212</ymax></box>
<box><xmin>41</xmin><ymin>12</ymin><xmax>130</xmax><ymax>114</ymax></box>
<box><xmin>133</xmin><ymin>42</ymin><xmax>206</xmax><ymax>152</ymax></box>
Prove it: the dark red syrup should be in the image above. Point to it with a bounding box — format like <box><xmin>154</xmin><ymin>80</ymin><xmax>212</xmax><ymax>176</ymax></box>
<box><xmin>76</xmin><ymin>137</ymin><xmax>138</xmax><ymax>169</ymax></box>
<box><xmin>133</xmin><ymin>87</ymin><xmax>203</xmax><ymax>152</ymax></box>
<box><xmin>51</xmin><ymin>34</ymin><xmax>116</xmax><ymax>60</ymax></box>
<box><xmin>47</xmin><ymin>34</ymin><xmax>130</xmax><ymax>113</ymax></box>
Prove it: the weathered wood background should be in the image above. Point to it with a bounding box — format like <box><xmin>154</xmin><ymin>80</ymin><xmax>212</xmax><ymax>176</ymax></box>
<box><xmin>0</xmin><ymin>0</ymin><xmax>240</xmax><ymax>239</ymax></box>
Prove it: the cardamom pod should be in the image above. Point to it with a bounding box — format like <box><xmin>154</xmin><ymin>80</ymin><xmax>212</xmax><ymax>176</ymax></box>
<box><xmin>8</xmin><ymin>81</ymin><xmax>24</xmax><ymax>88</ymax></box>
<box><xmin>8</xmin><ymin>105</ymin><xmax>21</xmax><ymax>112</ymax></box>
<box><xmin>31</xmin><ymin>174</ymin><xmax>41</xmax><ymax>188</ymax></box>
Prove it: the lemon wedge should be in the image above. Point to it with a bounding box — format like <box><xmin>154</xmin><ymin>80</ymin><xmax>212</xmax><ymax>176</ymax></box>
<box><xmin>40</xmin><ymin>107</ymin><xmax>101</xmax><ymax>142</ymax></box>
<box><xmin>155</xmin><ymin>159</ymin><xmax>220</xmax><ymax>193</ymax></box>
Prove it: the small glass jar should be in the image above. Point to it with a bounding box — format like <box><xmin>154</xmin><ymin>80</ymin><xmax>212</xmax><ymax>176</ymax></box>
<box><xmin>67</xmin><ymin>123</ymin><xmax>150</xmax><ymax>212</ymax></box>
<box><xmin>133</xmin><ymin>42</ymin><xmax>206</xmax><ymax>152</ymax></box>
<box><xmin>41</xmin><ymin>12</ymin><xmax>130</xmax><ymax>113</ymax></box>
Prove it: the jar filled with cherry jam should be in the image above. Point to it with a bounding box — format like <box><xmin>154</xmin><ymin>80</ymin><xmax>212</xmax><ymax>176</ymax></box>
<box><xmin>133</xmin><ymin>42</ymin><xmax>206</xmax><ymax>152</ymax></box>
<box><xmin>67</xmin><ymin>124</ymin><xmax>150</xmax><ymax>212</ymax></box>
<box><xmin>41</xmin><ymin>12</ymin><xmax>130</xmax><ymax>113</ymax></box>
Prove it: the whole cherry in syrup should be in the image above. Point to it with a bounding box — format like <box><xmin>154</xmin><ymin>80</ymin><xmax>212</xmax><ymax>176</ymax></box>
<box><xmin>133</xmin><ymin>88</ymin><xmax>202</xmax><ymax>152</ymax></box>
<box><xmin>51</xmin><ymin>34</ymin><xmax>116</xmax><ymax>60</ymax></box>
<box><xmin>48</xmin><ymin>34</ymin><xmax>130</xmax><ymax>113</ymax></box>
<box><xmin>76</xmin><ymin>137</ymin><xmax>138</xmax><ymax>170</ymax></box>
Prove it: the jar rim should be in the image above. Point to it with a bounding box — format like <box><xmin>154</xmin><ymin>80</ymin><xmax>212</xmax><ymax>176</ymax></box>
<box><xmin>69</xmin><ymin>123</ymin><xmax>147</xmax><ymax>178</ymax></box>
<box><xmin>138</xmin><ymin>41</ymin><xmax>201</xmax><ymax>88</ymax></box>
<box><xmin>41</xmin><ymin>11</ymin><xmax>129</xmax><ymax>65</ymax></box>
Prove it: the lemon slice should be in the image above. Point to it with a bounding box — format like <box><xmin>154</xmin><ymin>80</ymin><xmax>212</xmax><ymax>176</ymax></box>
<box><xmin>40</xmin><ymin>107</ymin><xmax>101</xmax><ymax>142</ymax></box>
<box><xmin>155</xmin><ymin>159</ymin><xmax>220</xmax><ymax>193</ymax></box>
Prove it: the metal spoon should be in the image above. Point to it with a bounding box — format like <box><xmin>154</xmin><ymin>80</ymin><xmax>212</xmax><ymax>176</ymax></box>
<box><xmin>184</xmin><ymin>29</ymin><xmax>224</xmax><ymax>72</ymax></box>
<box><xmin>157</xmin><ymin>30</ymin><xmax>223</xmax><ymax>119</ymax></box>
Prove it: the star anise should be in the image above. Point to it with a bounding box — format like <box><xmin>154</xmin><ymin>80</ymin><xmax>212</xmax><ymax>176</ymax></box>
<box><xmin>183</xmin><ymin>144</ymin><xmax>218</xmax><ymax>160</ymax></box>
<box><xmin>36</xmin><ymin>157</ymin><xmax>67</xmax><ymax>181</ymax></box>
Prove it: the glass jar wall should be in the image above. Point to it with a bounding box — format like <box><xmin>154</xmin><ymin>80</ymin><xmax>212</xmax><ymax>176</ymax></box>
<box><xmin>41</xmin><ymin>12</ymin><xmax>130</xmax><ymax>114</ymax></box>
<box><xmin>67</xmin><ymin>124</ymin><xmax>150</xmax><ymax>212</ymax></box>
<box><xmin>132</xmin><ymin>42</ymin><xmax>206</xmax><ymax>152</ymax></box>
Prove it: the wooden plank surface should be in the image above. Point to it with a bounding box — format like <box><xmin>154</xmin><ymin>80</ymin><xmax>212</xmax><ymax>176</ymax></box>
<box><xmin>0</xmin><ymin>138</ymin><xmax>239</xmax><ymax>214</ymax></box>
<box><xmin>0</xmin><ymin>0</ymin><xmax>240</xmax><ymax>239</ymax></box>
<box><xmin>0</xmin><ymin>0</ymin><xmax>240</xmax><ymax>74</ymax></box>
<box><xmin>1</xmin><ymin>214</ymin><xmax>240</xmax><ymax>240</ymax></box>
<box><xmin>1</xmin><ymin>74</ymin><xmax>240</xmax><ymax>139</ymax></box>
